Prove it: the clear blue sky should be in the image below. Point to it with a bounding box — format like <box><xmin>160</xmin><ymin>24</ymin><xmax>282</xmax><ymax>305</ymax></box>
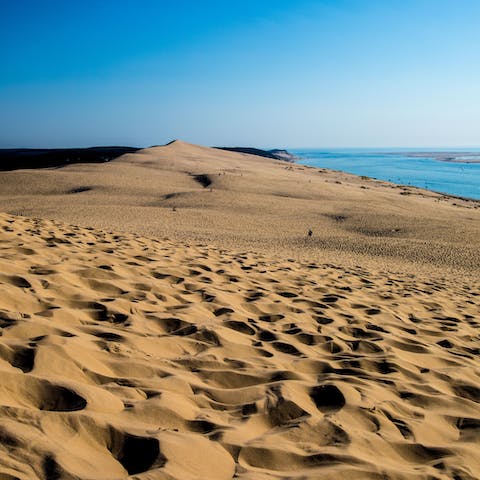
<box><xmin>1</xmin><ymin>0</ymin><xmax>479</xmax><ymax>148</ymax></box>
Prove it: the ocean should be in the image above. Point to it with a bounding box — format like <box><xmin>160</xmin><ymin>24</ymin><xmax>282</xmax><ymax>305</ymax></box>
<box><xmin>291</xmin><ymin>148</ymin><xmax>480</xmax><ymax>200</ymax></box>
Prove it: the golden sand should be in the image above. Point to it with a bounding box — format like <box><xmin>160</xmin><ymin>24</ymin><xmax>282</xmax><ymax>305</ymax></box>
<box><xmin>0</xmin><ymin>142</ymin><xmax>478</xmax><ymax>479</ymax></box>
<box><xmin>0</xmin><ymin>140</ymin><xmax>478</xmax><ymax>276</ymax></box>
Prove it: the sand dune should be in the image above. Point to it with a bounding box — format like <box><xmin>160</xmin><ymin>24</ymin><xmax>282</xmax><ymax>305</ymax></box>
<box><xmin>0</xmin><ymin>140</ymin><xmax>478</xmax><ymax>276</ymax></box>
<box><xmin>0</xmin><ymin>141</ymin><xmax>479</xmax><ymax>479</ymax></box>
<box><xmin>0</xmin><ymin>213</ymin><xmax>479</xmax><ymax>479</ymax></box>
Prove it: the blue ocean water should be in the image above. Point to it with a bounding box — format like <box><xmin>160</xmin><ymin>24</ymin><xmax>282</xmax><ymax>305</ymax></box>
<box><xmin>291</xmin><ymin>148</ymin><xmax>480</xmax><ymax>200</ymax></box>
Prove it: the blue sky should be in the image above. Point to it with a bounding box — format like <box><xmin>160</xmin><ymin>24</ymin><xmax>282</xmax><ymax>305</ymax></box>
<box><xmin>1</xmin><ymin>0</ymin><xmax>479</xmax><ymax>148</ymax></box>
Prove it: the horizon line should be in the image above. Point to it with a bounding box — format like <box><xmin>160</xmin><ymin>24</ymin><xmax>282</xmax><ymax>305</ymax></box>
<box><xmin>1</xmin><ymin>143</ymin><xmax>480</xmax><ymax>151</ymax></box>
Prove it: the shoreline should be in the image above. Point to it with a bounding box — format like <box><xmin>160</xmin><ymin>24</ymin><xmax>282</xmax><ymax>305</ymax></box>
<box><xmin>291</xmin><ymin>150</ymin><xmax>480</xmax><ymax>201</ymax></box>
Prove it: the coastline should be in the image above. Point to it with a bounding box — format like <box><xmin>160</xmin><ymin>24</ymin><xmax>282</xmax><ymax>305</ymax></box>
<box><xmin>399</xmin><ymin>152</ymin><xmax>480</xmax><ymax>163</ymax></box>
<box><xmin>291</xmin><ymin>149</ymin><xmax>480</xmax><ymax>201</ymax></box>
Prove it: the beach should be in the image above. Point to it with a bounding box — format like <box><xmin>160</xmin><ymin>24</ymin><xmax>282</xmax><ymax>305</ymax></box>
<box><xmin>0</xmin><ymin>141</ymin><xmax>479</xmax><ymax>479</ymax></box>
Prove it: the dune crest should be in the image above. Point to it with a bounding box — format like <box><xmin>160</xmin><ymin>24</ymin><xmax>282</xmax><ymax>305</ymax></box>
<box><xmin>0</xmin><ymin>212</ymin><xmax>478</xmax><ymax>479</ymax></box>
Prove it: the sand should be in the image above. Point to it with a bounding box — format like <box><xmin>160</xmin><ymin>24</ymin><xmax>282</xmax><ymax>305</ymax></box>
<box><xmin>0</xmin><ymin>140</ymin><xmax>479</xmax><ymax>277</ymax></box>
<box><xmin>0</xmin><ymin>141</ymin><xmax>479</xmax><ymax>479</ymax></box>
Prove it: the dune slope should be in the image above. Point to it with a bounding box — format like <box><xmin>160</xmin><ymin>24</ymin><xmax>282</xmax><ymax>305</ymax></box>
<box><xmin>0</xmin><ymin>212</ymin><xmax>479</xmax><ymax>480</ymax></box>
<box><xmin>0</xmin><ymin>140</ymin><xmax>478</xmax><ymax>276</ymax></box>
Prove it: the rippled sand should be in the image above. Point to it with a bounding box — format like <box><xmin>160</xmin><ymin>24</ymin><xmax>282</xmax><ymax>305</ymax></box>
<box><xmin>0</xmin><ymin>142</ymin><xmax>479</xmax><ymax>479</ymax></box>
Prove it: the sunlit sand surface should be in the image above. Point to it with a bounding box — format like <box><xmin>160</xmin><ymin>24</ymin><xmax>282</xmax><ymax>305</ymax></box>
<box><xmin>0</xmin><ymin>142</ymin><xmax>478</xmax><ymax>479</ymax></box>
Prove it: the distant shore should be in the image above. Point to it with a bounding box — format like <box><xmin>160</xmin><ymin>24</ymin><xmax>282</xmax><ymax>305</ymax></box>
<box><xmin>215</xmin><ymin>146</ymin><xmax>298</xmax><ymax>162</ymax></box>
<box><xmin>393</xmin><ymin>151</ymin><xmax>480</xmax><ymax>163</ymax></box>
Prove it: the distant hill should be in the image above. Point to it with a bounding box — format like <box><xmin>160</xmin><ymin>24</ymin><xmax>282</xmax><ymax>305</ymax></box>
<box><xmin>215</xmin><ymin>147</ymin><xmax>296</xmax><ymax>162</ymax></box>
<box><xmin>0</xmin><ymin>147</ymin><xmax>140</xmax><ymax>171</ymax></box>
<box><xmin>268</xmin><ymin>149</ymin><xmax>298</xmax><ymax>162</ymax></box>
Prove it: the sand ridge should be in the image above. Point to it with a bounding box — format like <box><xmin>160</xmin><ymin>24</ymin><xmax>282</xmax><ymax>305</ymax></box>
<box><xmin>0</xmin><ymin>140</ymin><xmax>479</xmax><ymax>277</ymax></box>
<box><xmin>0</xmin><ymin>212</ymin><xmax>479</xmax><ymax>479</ymax></box>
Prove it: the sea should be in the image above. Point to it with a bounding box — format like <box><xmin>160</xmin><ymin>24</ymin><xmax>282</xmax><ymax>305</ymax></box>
<box><xmin>291</xmin><ymin>148</ymin><xmax>480</xmax><ymax>200</ymax></box>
